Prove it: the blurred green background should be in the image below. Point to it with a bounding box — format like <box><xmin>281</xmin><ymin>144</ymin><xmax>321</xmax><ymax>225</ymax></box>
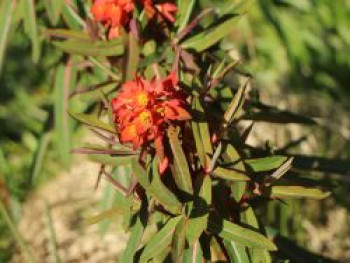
<box><xmin>1</xmin><ymin>0</ymin><xmax>349</xmax><ymax>262</ymax></box>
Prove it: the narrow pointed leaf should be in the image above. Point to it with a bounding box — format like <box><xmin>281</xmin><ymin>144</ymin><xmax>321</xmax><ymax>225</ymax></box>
<box><xmin>182</xmin><ymin>241</ymin><xmax>203</xmax><ymax>263</ymax></box>
<box><xmin>68</xmin><ymin>111</ymin><xmax>117</xmax><ymax>134</ymax></box>
<box><xmin>223</xmin><ymin>81</ymin><xmax>248</xmax><ymax>123</ymax></box>
<box><xmin>270</xmin><ymin>186</ymin><xmax>330</xmax><ymax>200</ymax></box>
<box><xmin>44</xmin><ymin>0</ymin><xmax>63</xmax><ymax>25</ymax></box>
<box><xmin>178</xmin><ymin>0</ymin><xmax>196</xmax><ymax>32</ymax></box>
<box><xmin>89</xmin><ymin>154</ymin><xmax>137</xmax><ymax>166</ymax></box>
<box><xmin>23</xmin><ymin>0</ymin><xmax>40</xmax><ymax>63</ymax></box>
<box><xmin>208</xmin><ymin>214</ymin><xmax>277</xmax><ymax>251</ymax></box>
<box><xmin>125</xmin><ymin>32</ymin><xmax>140</xmax><ymax>80</ymax></box>
<box><xmin>187</xmin><ymin>174</ymin><xmax>212</xmax><ymax>245</ymax></box>
<box><xmin>120</xmin><ymin>213</ymin><xmax>146</xmax><ymax>263</ymax></box>
<box><xmin>223</xmin><ymin>240</ymin><xmax>250</xmax><ymax>263</ymax></box>
<box><xmin>140</xmin><ymin>216</ymin><xmax>182</xmax><ymax>262</ymax></box>
<box><xmin>151</xmin><ymin>159</ymin><xmax>182</xmax><ymax>215</ymax></box>
<box><xmin>211</xmin><ymin>166</ymin><xmax>249</xmax><ymax>182</ymax></box>
<box><xmin>0</xmin><ymin>0</ymin><xmax>14</xmax><ymax>74</ymax></box>
<box><xmin>171</xmin><ymin>217</ymin><xmax>187</xmax><ymax>263</ymax></box>
<box><xmin>224</xmin><ymin>144</ymin><xmax>247</xmax><ymax>202</ymax></box>
<box><xmin>168</xmin><ymin>127</ymin><xmax>193</xmax><ymax>195</ymax></box>
<box><xmin>43</xmin><ymin>29</ymin><xmax>90</xmax><ymax>40</ymax></box>
<box><xmin>181</xmin><ymin>14</ymin><xmax>240</xmax><ymax>52</ymax></box>
<box><xmin>53</xmin><ymin>39</ymin><xmax>124</xmax><ymax>57</ymax></box>
<box><xmin>245</xmin><ymin>156</ymin><xmax>288</xmax><ymax>172</ymax></box>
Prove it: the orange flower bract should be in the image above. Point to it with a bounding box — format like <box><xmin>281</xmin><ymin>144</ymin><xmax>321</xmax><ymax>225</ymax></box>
<box><xmin>112</xmin><ymin>72</ymin><xmax>191</xmax><ymax>173</ymax></box>
<box><xmin>91</xmin><ymin>0</ymin><xmax>178</xmax><ymax>39</ymax></box>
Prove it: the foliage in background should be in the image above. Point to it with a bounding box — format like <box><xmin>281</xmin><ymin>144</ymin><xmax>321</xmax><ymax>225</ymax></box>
<box><xmin>0</xmin><ymin>0</ymin><xmax>349</xmax><ymax>262</ymax></box>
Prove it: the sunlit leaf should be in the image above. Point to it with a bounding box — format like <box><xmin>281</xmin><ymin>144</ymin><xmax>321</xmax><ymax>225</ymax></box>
<box><xmin>0</xmin><ymin>0</ymin><xmax>14</xmax><ymax>75</ymax></box>
<box><xmin>211</xmin><ymin>166</ymin><xmax>250</xmax><ymax>182</ymax></box>
<box><xmin>245</xmin><ymin>156</ymin><xmax>288</xmax><ymax>172</ymax></box>
<box><xmin>171</xmin><ymin>216</ymin><xmax>187</xmax><ymax>263</ymax></box>
<box><xmin>168</xmin><ymin>127</ymin><xmax>193</xmax><ymax>195</ymax></box>
<box><xmin>181</xmin><ymin>14</ymin><xmax>240</xmax><ymax>52</ymax></box>
<box><xmin>208</xmin><ymin>213</ymin><xmax>277</xmax><ymax>251</ymax></box>
<box><xmin>53</xmin><ymin>39</ymin><xmax>124</xmax><ymax>57</ymax></box>
<box><xmin>140</xmin><ymin>216</ymin><xmax>182</xmax><ymax>262</ymax></box>
<box><xmin>68</xmin><ymin>111</ymin><xmax>117</xmax><ymax>134</ymax></box>
<box><xmin>270</xmin><ymin>186</ymin><xmax>330</xmax><ymax>200</ymax></box>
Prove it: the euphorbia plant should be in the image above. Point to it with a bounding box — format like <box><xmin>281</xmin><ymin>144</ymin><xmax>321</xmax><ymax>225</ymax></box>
<box><xmin>47</xmin><ymin>0</ymin><xmax>331</xmax><ymax>262</ymax></box>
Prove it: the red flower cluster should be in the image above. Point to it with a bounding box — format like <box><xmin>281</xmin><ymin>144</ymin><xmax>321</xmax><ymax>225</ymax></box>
<box><xmin>91</xmin><ymin>0</ymin><xmax>177</xmax><ymax>39</ymax></box>
<box><xmin>112</xmin><ymin>72</ymin><xmax>191</xmax><ymax>173</ymax></box>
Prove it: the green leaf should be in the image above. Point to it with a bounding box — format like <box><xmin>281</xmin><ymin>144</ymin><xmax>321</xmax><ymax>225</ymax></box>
<box><xmin>62</xmin><ymin>3</ymin><xmax>84</xmax><ymax>29</ymax></box>
<box><xmin>53</xmin><ymin>39</ymin><xmax>124</xmax><ymax>57</ymax></box>
<box><xmin>0</xmin><ymin>201</ymin><xmax>36</xmax><ymax>263</ymax></box>
<box><xmin>182</xmin><ymin>241</ymin><xmax>203</xmax><ymax>263</ymax></box>
<box><xmin>181</xmin><ymin>14</ymin><xmax>240</xmax><ymax>52</ymax></box>
<box><xmin>223</xmin><ymin>81</ymin><xmax>248</xmax><ymax>123</ymax></box>
<box><xmin>44</xmin><ymin>202</ymin><xmax>62</xmax><ymax>263</ymax></box>
<box><xmin>23</xmin><ymin>0</ymin><xmax>41</xmax><ymax>63</ymax></box>
<box><xmin>43</xmin><ymin>0</ymin><xmax>63</xmax><ymax>25</ymax></box>
<box><xmin>178</xmin><ymin>0</ymin><xmax>196</xmax><ymax>32</ymax></box>
<box><xmin>187</xmin><ymin>174</ymin><xmax>212</xmax><ymax>245</ymax></box>
<box><xmin>208</xmin><ymin>214</ymin><xmax>277</xmax><ymax>251</ymax></box>
<box><xmin>89</xmin><ymin>154</ymin><xmax>136</xmax><ymax>167</ymax></box>
<box><xmin>151</xmin><ymin>159</ymin><xmax>183</xmax><ymax>215</ymax></box>
<box><xmin>245</xmin><ymin>156</ymin><xmax>288</xmax><ymax>172</ymax></box>
<box><xmin>0</xmin><ymin>0</ymin><xmax>14</xmax><ymax>75</ymax></box>
<box><xmin>211</xmin><ymin>166</ymin><xmax>250</xmax><ymax>182</ymax></box>
<box><xmin>171</xmin><ymin>217</ymin><xmax>187</xmax><ymax>263</ymax></box>
<box><xmin>54</xmin><ymin>65</ymin><xmax>70</xmax><ymax>167</ymax></box>
<box><xmin>140</xmin><ymin>216</ymin><xmax>182</xmax><ymax>262</ymax></box>
<box><xmin>223</xmin><ymin>240</ymin><xmax>250</xmax><ymax>263</ymax></box>
<box><xmin>270</xmin><ymin>186</ymin><xmax>331</xmax><ymax>200</ymax></box>
<box><xmin>68</xmin><ymin>111</ymin><xmax>117</xmax><ymax>134</ymax></box>
<box><xmin>43</xmin><ymin>29</ymin><xmax>90</xmax><ymax>41</ymax></box>
<box><xmin>191</xmin><ymin>99</ymin><xmax>207</xmax><ymax>168</ymax></box>
<box><xmin>224</xmin><ymin>144</ymin><xmax>247</xmax><ymax>202</ymax></box>
<box><xmin>168</xmin><ymin>127</ymin><xmax>193</xmax><ymax>195</ymax></box>
<box><xmin>132</xmin><ymin>158</ymin><xmax>152</xmax><ymax>190</ymax></box>
<box><xmin>85</xmin><ymin>206</ymin><xmax>123</xmax><ymax>225</ymax></box>
<box><xmin>120</xmin><ymin>213</ymin><xmax>146</xmax><ymax>263</ymax></box>
<box><xmin>125</xmin><ymin>32</ymin><xmax>140</xmax><ymax>81</ymax></box>
<box><xmin>29</xmin><ymin>132</ymin><xmax>52</xmax><ymax>186</ymax></box>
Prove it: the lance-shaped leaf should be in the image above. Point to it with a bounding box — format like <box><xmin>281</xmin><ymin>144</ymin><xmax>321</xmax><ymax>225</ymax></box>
<box><xmin>223</xmin><ymin>81</ymin><xmax>248</xmax><ymax>124</ymax></box>
<box><xmin>120</xmin><ymin>212</ymin><xmax>146</xmax><ymax>263</ymax></box>
<box><xmin>132</xmin><ymin>158</ymin><xmax>152</xmax><ymax>190</ymax></box>
<box><xmin>269</xmin><ymin>186</ymin><xmax>330</xmax><ymax>200</ymax></box>
<box><xmin>171</xmin><ymin>216</ymin><xmax>188</xmax><ymax>263</ymax></box>
<box><xmin>140</xmin><ymin>216</ymin><xmax>182</xmax><ymax>262</ymax></box>
<box><xmin>168</xmin><ymin>127</ymin><xmax>193</xmax><ymax>195</ymax></box>
<box><xmin>53</xmin><ymin>39</ymin><xmax>124</xmax><ymax>57</ymax></box>
<box><xmin>240</xmin><ymin>206</ymin><xmax>267</xmax><ymax>262</ymax></box>
<box><xmin>245</xmin><ymin>156</ymin><xmax>288</xmax><ymax>172</ymax></box>
<box><xmin>23</xmin><ymin>0</ymin><xmax>41</xmax><ymax>63</ymax></box>
<box><xmin>178</xmin><ymin>0</ymin><xmax>196</xmax><ymax>32</ymax></box>
<box><xmin>194</xmin><ymin>97</ymin><xmax>213</xmax><ymax>155</ymax></box>
<box><xmin>68</xmin><ymin>111</ymin><xmax>117</xmax><ymax>134</ymax></box>
<box><xmin>191</xmin><ymin>99</ymin><xmax>206</xmax><ymax>168</ymax></box>
<box><xmin>89</xmin><ymin>154</ymin><xmax>137</xmax><ymax>167</ymax></box>
<box><xmin>0</xmin><ymin>0</ymin><xmax>14</xmax><ymax>75</ymax></box>
<box><xmin>182</xmin><ymin>241</ymin><xmax>203</xmax><ymax>263</ymax></box>
<box><xmin>43</xmin><ymin>29</ymin><xmax>90</xmax><ymax>41</ymax></box>
<box><xmin>85</xmin><ymin>206</ymin><xmax>124</xmax><ymax>226</ymax></box>
<box><xmin>187</xmin><ymin>174</ymin><xmax>212</xmax><ymax>245</ymax></box>
<box><xmin>223</xmin><ymin>240</ymin><xmax>250</xmax><ymax>263</ymax></box>
<box><xmin>124</xmin><ymin>32</ymin><xmax>140</xmax><ymax>81</ymax></box>
<box><xmin>208</xmin><ymin>214</ymin><xmax>277</xmax><ymax>251</ymax></box>
<box><xmin>211</xmin><ymin>166</ymin><xmax>250</xmax><ymax>182</ymax></box>
<box><xmin>224</xmin><ymin>144</ymin><xmax>247</xmax><ymax>202</ymax></box>
<box><xmin>44</xmin><ymin>0</ymin><xmax>63</xmax><ymax>26</ymax></box>
<box><xmin>150</xmin><ymin>159</ymin><xmax>183</xmax><ymax>215</ymax></box>
<box><xmin>181</xmin><ymin>14</ymin><xmax>240</xmax><ymax>52</ymax></box>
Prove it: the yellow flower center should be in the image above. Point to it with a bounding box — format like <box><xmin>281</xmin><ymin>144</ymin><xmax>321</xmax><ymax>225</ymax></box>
<box><xmin>135</xmin><ymin>91</ymin><xmax>149</xmax><ymax>108</ymax></box>
<box><xmin>139</xmin><ymin>111</ymin><xmax>152</xmax><ymax>125</ymax></box>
